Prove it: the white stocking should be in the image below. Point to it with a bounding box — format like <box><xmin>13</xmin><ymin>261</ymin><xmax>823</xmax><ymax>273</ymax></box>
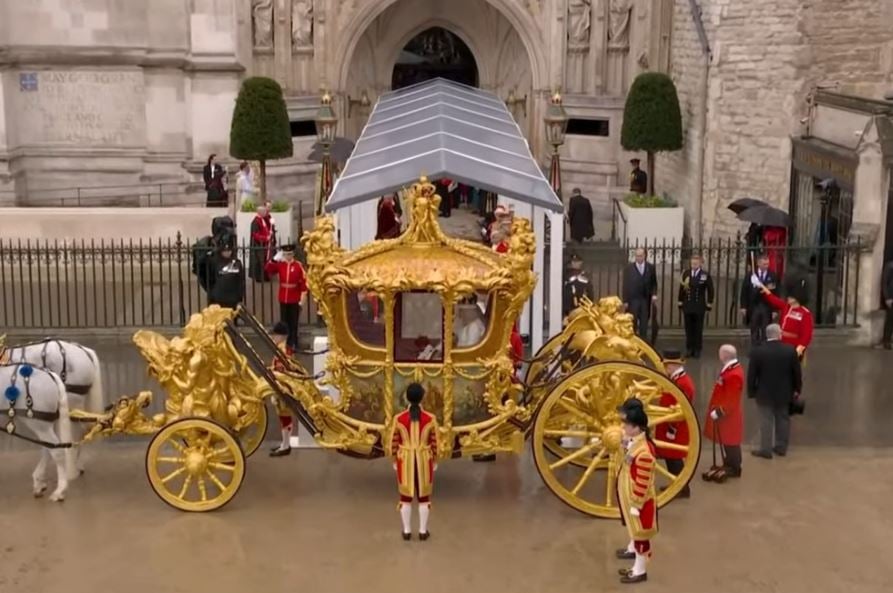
<box><xmin>399</xmin><ymin>503</ymin><xmax>412</xmax><ymax>534</ymax></box>
<box><xmin>280</xmin><ymin>426</ymin><xmax>292</xmax><ymax>449</ymax></box>
<box><xmin>626</xmin><ymin>540</ymin><xmax>636</xmax><ymax>554</ymax></box>
<box><xmin>632</xmin><ymin>553</ymin><xmax>648</xmax><ymax>576</ymax></box>
<box><xmin>419</xmin><ymin>503</ymin><xmax>430</xmax><ymax>534</ymax></box>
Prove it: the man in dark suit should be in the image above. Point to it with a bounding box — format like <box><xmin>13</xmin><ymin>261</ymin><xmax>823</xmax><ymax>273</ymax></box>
<box><xmin>677</xmin><ymin>254</ymin><xmax>714</xmax><ymax>358</ymax></box>
<box><xmin>748</xmin><ymin>323</ymin><xmax>802</xmax><ymax>458</ymax></box>
<box><xmin>882</xmin><ymin>259</ymin><xmax>893</xmax><ymax>350</ymax></box>
<box><xmin>567</xmin><ymin>188</ymin><xmax>594</xmax><ymax>243</ymax></box>
<box><xmin>563</xmin><ymin>254</ymin><xmax>593</xmax><ymax>318</ymax></box>
<box><xmin>739</xmin><ymin>254</ymin><xmax>778</xmax><ymax>347</ymax></box>
<box><xmin>623</xmin><ymin>248</ymin><xmax>658</xmax><ymax>340</ymax></box>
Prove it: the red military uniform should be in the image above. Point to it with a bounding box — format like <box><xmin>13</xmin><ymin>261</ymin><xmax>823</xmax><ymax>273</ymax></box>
<box><xmin>264</xmin><ymin>259</ymin><xmax>307</xmax><ymax>304</ymax></box>
<box><xmin>654</xmin><ymin>368</ymin><xmax>696</xmax><ymax>460</ymax></box>
<box><xmin>388</xmin><ymin>409</ymin><xmax>438</xmax><ymax>503</ymax></box>
<box><xmin>704</xmin><ymin>360</ymin><xmax>744</xmax><ymax>446</ymax></box>
<box><xmin>618</xmin><ymin>433</ymin><xmax>658</xmax><ymax>554</ymax></box>
<box><xmin>762</xmin><ymin>292</ymin><xmax>814</xmax><ymax>351</ymax></box>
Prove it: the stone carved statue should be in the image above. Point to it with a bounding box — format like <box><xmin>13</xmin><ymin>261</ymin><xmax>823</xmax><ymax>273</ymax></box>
<box><xmin>292</xmin><ymin>0</ymin><xmax>313</xmax><ymax>48</ymax></box>
<box><xmin>567</xmin><ymin>0</ymin><xmax>592</xmax><ymax>46</ymax></box>
<box><xmin>608</xmin><ymin>0</ymin><xmax>633</xmax><ymax>50</ymax></box>
<box><xmin>252</xmin><ymin>0</ymin><xmax>274</xmax><ymax>49</ymax></box>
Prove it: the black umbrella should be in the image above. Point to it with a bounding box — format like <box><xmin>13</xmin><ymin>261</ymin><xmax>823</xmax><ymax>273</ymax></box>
<box><xmin>727</xmin><ymin>197</ymin><xmax>769</xmax><ymax>214</ymax></box>
<box><xmin>737</xmin><ymin>205</ymin><xmax>792</xmax><ymax>228</ymax></box>
<box><xmin>307</xmin><ymin>137</ymin><xmax>355</xmax><ymax>165</ymax></box>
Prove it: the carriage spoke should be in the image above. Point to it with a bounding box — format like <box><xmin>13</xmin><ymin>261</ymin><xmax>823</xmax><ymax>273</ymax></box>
<box><xmin>544</xmin><ymin>429</ymin><xmax>601</xmax><ymax>439</ymax></box>
<box><xmin>571</xmin><ymin>448</ymin><xmax>607</xmax><ymax>496</ymax></box>
<box><xmin>556</xmin><ymin>399</ymin><xmax>599</xmax><ymax>428</ymax></box>
<box><xmin>209</xmin><ymin>461</ymin><xmax>237</xmax><ymax>472</ymax></box>
<box><xmin>197</xmin><ymin>476</ymin><xmax>208</xmax><ymax>502</ymax></box>
<box><xmin>653</xmin><ymin>461</ymin><xmax>676</xmax><ymax>482</ymax></box>
<box><xmin>168</xmin><ymin>440</ymin><xmax>187</xmax><ymax>454</ymax></box>
<box><xmin>549</xmin><ymin>442</ymin><xmax>598</xmax><ymax>471</ymax></box>
<box><xmin>209</xmin><ymin>446</ymin><xmax>232</xmax><ymax>459</ymax></box>
<box><xmin>651</xmin><ymin>439</ymin><xmax>688</xmax><ymax>453</ymax></box>
<box><xmin>178</xmin><ymin>475</ymin><xmax>193</xmax><ymax>499</ymax></box>
<box><xmin>648</xmin><ymin>411</ymin><xmax>685</xmax><ymax>426</ymax></box>
<box><xmin>205</xmin><ymin>469</ymin><xmax>228</xmax><ymax>492</ymax></box>
<box><xmin>155</xmin><ymin>456</ymin><xmax>185</xmax><ymax>464</ymax></box>
<box><xmin>646</xmin><ymin>405</ymin><xmax>675</xmax><ymax>416</ymax></box>
<box><xmin>160</xmin><ymin>466</ymin><xmax>186</xmax><ymax>484</ymax></box>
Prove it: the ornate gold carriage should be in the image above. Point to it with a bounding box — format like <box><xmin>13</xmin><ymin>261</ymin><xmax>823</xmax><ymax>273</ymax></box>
<box><xmin>93</xmin><ymin>177</ymin><xmax>699</xmax><ymax>515</ymax></box>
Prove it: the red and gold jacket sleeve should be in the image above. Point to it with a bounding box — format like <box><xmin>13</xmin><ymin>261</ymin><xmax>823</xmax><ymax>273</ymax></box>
<box><xmin>628</xmin><ymin>448</ymin><xmax>655</xmax><ymax>509</ymax></box>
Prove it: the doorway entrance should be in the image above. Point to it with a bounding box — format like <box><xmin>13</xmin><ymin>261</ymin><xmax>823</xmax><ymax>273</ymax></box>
<box><xmin>391</xmin><ymin>27</ymin><xmax>479</xmax><ymax>90</ymax></box>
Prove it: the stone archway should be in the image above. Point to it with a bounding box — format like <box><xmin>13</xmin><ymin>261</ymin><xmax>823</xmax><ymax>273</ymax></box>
<box><xmin>339</xmin><ymin>0</ymin><xmax>539</xmax><ymax>142</ymax></box>
<box><xmin>391</xmin><ymin>27</ymin><xmax>480</xmax><ymax>90</ymax></box>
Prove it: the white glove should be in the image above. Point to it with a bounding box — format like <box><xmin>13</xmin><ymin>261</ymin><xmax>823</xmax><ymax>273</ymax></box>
<box><xmin>750</xmin><ymin>273</ymin><xmax>763</xmax><ymax>288</ymax></box>
<box><xmin>392</xmin><ymin>462</ymin><xmax>397</xmax><ymax>471</ymax></box>
<box><xmin>273</xmin><ymin>250</ymin><xmax>284</xmax><ymax>262</ymax></box>
<box><xmin>666</xmin><ymin>426</ymin><xmax>677</xmax><ymax>441</ymax></box>
<box><xmin>630</xmin><ymin>507</ymin><xmax>641</xmax><ymax>517</ymax></box>
<box><xmin>710</xmin><ymin>409</ymin><xmax>720</xmax><ymax>421</ymax></box>
<box><xmin>434</xmin><ymin>464</ymin><xmax>438</xmax><ymax>472</ymax></box>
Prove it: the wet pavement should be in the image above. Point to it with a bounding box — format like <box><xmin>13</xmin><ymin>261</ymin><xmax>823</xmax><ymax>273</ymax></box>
<box><xmin>1</xmin><ymin>334</ymin><xmax>892</xmax><ymax>593</ymax></box>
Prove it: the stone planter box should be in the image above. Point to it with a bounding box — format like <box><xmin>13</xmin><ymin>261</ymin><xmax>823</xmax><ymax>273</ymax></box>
<box><xmin>616</xmin><ymin>202</ymin><xmax>685</xmax><ymax>263</ymax></box>
<box><xmin>236</xmin><ymin>208</ymin><xmax>296</xmax><ymax>248</ymax></box>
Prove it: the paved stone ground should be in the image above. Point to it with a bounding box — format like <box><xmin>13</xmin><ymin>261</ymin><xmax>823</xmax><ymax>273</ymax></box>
<box><xmin>1</xmin><ymin>336</ymin><xmax>891</xmax><ymax>593</ymax></box>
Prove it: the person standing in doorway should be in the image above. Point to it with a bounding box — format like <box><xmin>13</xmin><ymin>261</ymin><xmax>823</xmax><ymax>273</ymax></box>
<box><xmin>265</xmin><ymin>244</ymin><xmax>307</xmax><ymax>351</ymax></box>
<box><xmin>567</xmin><ymin>188</ymin><xmax>594</xmax><ymax>243</ymax></box>
<box><xmin>703</xmin><ymin>345</ymin><xmax>744</xmax><ymax>481</ymax></box>
<box><xmin>881</xmin><ymin>258</ymin><xmax>893</xmax><ymax>350</ymax></box>
<box><xmin>654</xmin><ymin>349</ymin><xmax>695</xmax><ymax>498</ymax></box>
<box><xmin>740</xmin><ymin>254</ymin><xmax>777</xmax><ymax>347</ymax></box>
<box><xmin>563</xmin><ymin>254</ymin><xmax>594</xmax><ymax>318</ymax></box>
<box><xmin>203</xmin><ymin>154</ymin><xmax>227</xmax><ymax>207</ymax></box>
<box><xmin>748</xmin><ymin>324</ymin><xmax>802</xmax><ymax>459</ymax></box>
<box><xmin>376</xmin><ymin>195</ymin><xmax>402</xmax><ymax>240</ymax></box>
<box><xmin>677</xmin><ymin>254</ymin><xmax>714</xmax><ymax>358</ymax></box>
<box><xmin>623</xmin><ymin>248</ymin><xmax>658</xmax><ymax>340</ymax></box>
<box><xmin>629</xmin><ymin>158</ymin><xmax>648</xmax><ymax>194</ymax></box>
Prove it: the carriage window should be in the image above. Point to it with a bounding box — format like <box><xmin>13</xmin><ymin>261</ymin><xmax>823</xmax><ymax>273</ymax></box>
<box><xmin>344</xmin><ymin>289</ymin><xmax>385</xmax><ymax>348</ymax></box>
<box><xmin>452</xmin><ymin>294</ymin><xmax>492</xmax><ymax>349</ymax></box>
<box><xmin>395</xmin><ymin>292</ymin><xmax>444</xmax><ymax>362</ymax></box>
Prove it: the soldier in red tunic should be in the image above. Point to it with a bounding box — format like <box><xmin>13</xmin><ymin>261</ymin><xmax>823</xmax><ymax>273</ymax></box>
<box><xmin>703</xmin><ymin>345</ymin><xmax>745</xmax><ymax>482</ymax></box>
<box><xmin>386</xmin><ymin>383</ymin><xmax>439</xmax><ymax>541</ymax></box>
<box><xmin>756</xmin><ymin>277</ymin><xmax>814</xmax><ymax>358</ymax></box>
<box><xmin>654</xmin><ymin>349</ymin><xmax>695</xmax><ymax>498</ymax></box>
<box><xmin>269</xmin><ymin>322</ymin><xmax>296</xmax><ymax>457</ymax></box>
<box><xmin>264</xmin><ymin>244</ymin><xmax>307</xmax><ymax>351</ymax></box>
<box><xmin>615</xmin><ymin>399</ymin><xmax>658</xmax><ymax>584</ymax></box>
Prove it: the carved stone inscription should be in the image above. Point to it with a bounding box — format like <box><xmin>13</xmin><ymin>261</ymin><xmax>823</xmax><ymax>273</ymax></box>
<box><xmin>17</xmin><ymin>71</ymin><xmax>145</xmax><ymax>146</ymax></box>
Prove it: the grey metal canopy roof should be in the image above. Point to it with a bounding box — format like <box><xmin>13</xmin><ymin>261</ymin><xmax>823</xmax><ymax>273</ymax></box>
<box><xmin>325</xmin><ymin>78</ymin><xmax>562</xmax><ymax>212</ymax></box>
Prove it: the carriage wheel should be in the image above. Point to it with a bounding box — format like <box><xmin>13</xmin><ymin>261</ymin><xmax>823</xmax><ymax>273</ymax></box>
<box><xmin>532</xmin><ymin>361</ymin><xmax>700</xmax><ymax>518</ymax></box>
<box><xmin>146</xmin><ymin>417</ymin><xmax>246</xmax><ymax>512</ymax></box>
<box><xmin>236</xmin><ymin>403</ymin><xmax>268</xmax><ymax>458</ymax></box>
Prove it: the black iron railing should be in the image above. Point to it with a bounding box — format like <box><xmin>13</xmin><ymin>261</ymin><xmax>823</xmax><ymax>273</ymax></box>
<box><xmin>0</xmin><ymin>234</ymin><xmax>867</xmax><ymax>331</ymax></box>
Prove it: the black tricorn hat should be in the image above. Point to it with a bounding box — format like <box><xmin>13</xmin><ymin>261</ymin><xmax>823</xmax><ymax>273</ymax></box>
<box><xmin>281</xmin><ymin>244</ymin><xmax>296</xmax><ymax>253</ymax></box>
<box><xmin>661</xmin><ymin>348</ymin><xmax>685</xmax><ymax>364</ymax></box>
<box><xmin>618</xmin><ymin>399</ymin><xmax>649</xmax><ymax>430</ymax></box>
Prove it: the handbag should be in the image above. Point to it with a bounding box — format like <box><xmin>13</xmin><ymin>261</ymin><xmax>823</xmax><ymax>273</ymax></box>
<box><xmin>789</xmin><ymin>397</ymin><xmax>805</xmax><ymax>416</ymax></box>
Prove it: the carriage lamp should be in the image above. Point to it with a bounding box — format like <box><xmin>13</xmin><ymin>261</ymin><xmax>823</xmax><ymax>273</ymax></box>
<box><xmin>315</xmin><ymin>91</ymin><xmax>338</xmax><ymax>215</ymax></box>
<box><xmin>505</xmin><ymin>88</ymin><xmax>528</xmax><ymax>119</ymax></box>
<box><xmin>544</xmin><ymin>89</ymin><xmax>568</xmax><ymax>201</ymax></box>
<box><xmin>348</xmin><ymin>89</ymin><xmax>371</xmax><ymax>118</ymax></box>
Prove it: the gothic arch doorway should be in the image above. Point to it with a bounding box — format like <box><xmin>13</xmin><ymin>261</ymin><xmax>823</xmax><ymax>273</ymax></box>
<box><xmin>391</xmin><ymin>27</ymin><xmax>479</xmax><ymax>90</ymax></box>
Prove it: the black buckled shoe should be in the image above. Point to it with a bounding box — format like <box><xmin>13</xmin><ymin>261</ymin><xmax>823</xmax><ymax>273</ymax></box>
<box><xmin>269</xmin><ymin>447</ymin><xmax>291</xmax><ymax>457</ymax></box>
<box><xmin>402</xmin><ymin>532</ymin><xmax>411</xmax><ymax>541</ymax></box>
<box><xmin>723</xmin><ymin>465</ymin><xmax>742</xmax><ymax>478</ymax></box>
<box><xmin>620</xmin><ymin>573</ymin><xmax>647</xmax><ymax>584</ymax></box>
<box><xmin>419</xmin><ymin>531</ymin><xmax>430</xmax><ymax>541</ymax></box>
<box><xmin>751</xmin><ymin>450</ymin><xmax>773</xmax><ymax>460</ymax></box>
<box><xmin>772</xmin><ymin>447</ymin><xmax>787</xmax><ymax>457</ymax></box>
<box><xmin>615</xmin><ymin>549</ymin><xmax>636</xmax><ymax>560</ymax></box>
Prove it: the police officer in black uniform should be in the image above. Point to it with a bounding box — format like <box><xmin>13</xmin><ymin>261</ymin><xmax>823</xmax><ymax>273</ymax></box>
<box><xmin>677</xmin><ymin>253</ymin><xmax>714</xmax><ymax>358</ymax></box>
<box><xmin>563</xmin><ymin>254</ymin><xmax>594</xmax><ymax>317</ymax></box>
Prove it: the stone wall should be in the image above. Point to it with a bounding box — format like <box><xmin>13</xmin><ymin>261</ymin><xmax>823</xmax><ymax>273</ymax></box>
<box><xmin>0</xmin><ymin>0</ymin><xmax>241</xmax><ymax>205</ymax></box>
<box><xmin>658</xmin><ymin>0</ymin><xmax>893</xmax><ymax>240</ymax></box>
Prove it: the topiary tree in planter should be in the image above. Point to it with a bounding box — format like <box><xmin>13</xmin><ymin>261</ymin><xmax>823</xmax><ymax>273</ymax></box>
<box><xmin>229</xmin><ymin>77</ymin><xmax>293</xmax><ymax>202</ymax></box>
<box><xmin>621</xmin><ymin>72</ymin><xmax>683</xmax><ymax>196</ymax></box>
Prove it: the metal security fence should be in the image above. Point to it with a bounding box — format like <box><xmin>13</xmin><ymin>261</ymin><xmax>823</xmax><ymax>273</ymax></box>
<box><xmin>0</xmin><ymin>235</ymin><xmax>866</xmax><ymax>331</ymax></box>
<box><xmin>558</xmin><ymin>237</ymin><xmax>866</xmax><ymax>330</ymax></box>
<box><xmin>0</xmin><ymin>235</ymin><xmax>317</xmax><ymax>330</ymax></box>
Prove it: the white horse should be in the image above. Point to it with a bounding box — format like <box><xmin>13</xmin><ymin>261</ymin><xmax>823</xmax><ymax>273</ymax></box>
<box><xmin>1</xmin><ymin>363</ymin><xmax>74</xmax><ymax>501</ymax></box>
<box><xmin>0</xmin><ymin>339</ymin><xmax>104</xmax><ymax>478</ymax></box>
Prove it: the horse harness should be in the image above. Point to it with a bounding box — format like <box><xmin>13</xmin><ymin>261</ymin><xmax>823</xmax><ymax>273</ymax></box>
<box><xmin>11</xmin><ymin>339</ymin><xmax>92</xmax><ymax>395</ymax></box>
<box><xmin>2</xmin><ymin>363</ymin><xmax>72</xmax><ymax>449</ymax></box>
